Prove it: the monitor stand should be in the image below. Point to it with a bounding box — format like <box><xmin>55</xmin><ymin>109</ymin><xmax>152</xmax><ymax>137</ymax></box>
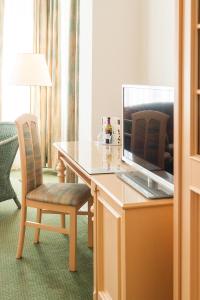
<box><xmin>117</xmin><ymin>171</ymin><xmax>173</xmax><ymax>199</ymax></box>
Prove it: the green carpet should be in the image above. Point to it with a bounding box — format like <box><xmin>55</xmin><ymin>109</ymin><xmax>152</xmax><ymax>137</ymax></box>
<box><xmin>0</xmin><ymin>170</ymin><xmax>93</xmax><ymax>300</ymax></box>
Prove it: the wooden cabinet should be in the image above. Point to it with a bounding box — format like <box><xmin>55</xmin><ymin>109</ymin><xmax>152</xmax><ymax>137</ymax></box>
<box><xmin>176</xmin><ymin>0</ymin><xmax>200</xmax><ymax>299</ymax></box>
<box><xmin>175</xmin><ymin>0</ymin><xmax>200</xmax><ymax>298</ymax></box>
<box><xmin>91</xmin><ymin>174</ymin><xmax>173</xmax><ymax>300</ymax></box>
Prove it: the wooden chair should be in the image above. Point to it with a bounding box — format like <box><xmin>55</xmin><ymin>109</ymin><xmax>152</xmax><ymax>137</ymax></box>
<box><xmin>15</xmin><ymin>114</ymin><xmax>92</xmax><ymax>271</ymax></box>
<box><xmin>131</xmin><ymin>110</ymin><xmax>169</xmax><ymax>169</ymax></box>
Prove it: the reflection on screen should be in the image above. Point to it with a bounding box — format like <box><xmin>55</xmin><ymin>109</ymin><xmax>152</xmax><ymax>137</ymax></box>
<box><xmin>123</xmin><ymin>85</ymin><xmax>174</xmax><ymax>175</ymax></box>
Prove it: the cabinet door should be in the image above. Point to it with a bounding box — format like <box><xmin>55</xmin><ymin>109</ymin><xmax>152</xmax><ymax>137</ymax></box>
<box><xmin>96</xmin><ymin>191</ymin><xmax>123</xmax><ymax>300</ymax></box>
<box><xmin>180</xmin><ymin>0</ymin><xmax>200</xmax><ymax>299</ymax></box>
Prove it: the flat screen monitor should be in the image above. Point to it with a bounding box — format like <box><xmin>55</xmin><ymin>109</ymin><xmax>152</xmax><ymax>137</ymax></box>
<box><xmin>122</xmin><ymin>84</ymin><xmax>174</xmax><ymax>189</ymax></box>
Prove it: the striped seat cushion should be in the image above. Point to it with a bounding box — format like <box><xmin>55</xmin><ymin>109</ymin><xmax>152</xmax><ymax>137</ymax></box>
<box><xmin>26</xmin><ymin>183</ymin><xmax>91</xmax><ymax>206</ymax></box>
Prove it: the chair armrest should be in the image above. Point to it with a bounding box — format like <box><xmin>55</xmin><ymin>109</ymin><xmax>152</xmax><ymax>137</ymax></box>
<box><xmin>0</xmin><ymin>135</ymin><xmax>18</xmax><ymax>146</ymax></box>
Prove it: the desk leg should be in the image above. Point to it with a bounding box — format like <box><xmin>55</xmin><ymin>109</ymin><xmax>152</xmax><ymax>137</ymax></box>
<box><xmin>56</xmin><ymin>156</ymin><xmax>66</xmax><ymax>183</ymax></box>
<box><xmin>57</xmin><ymin>157</ymin><xmax>67</xmax><ymax>229</ymax></box>
<box><xmin>88</xmin><ymin>197</ymin><xmax>93</xmax><ymax>248</ymax></box>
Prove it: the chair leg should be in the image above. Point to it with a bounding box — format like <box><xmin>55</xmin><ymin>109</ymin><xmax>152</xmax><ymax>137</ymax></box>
<box><xmin>88</xmin><ymin>197</ymin><xmax>93</xmax><ymax>248</ymax></box>
<box><xmin>13</xmin><ymin>196</ymin><xmax>21</xmax><ymax>209</ymax></box>
<box><xmin>34</xmin><ymin>208</ymin><xmax>42</xmax><ymax>243</ymax></box>
<box><xmin>16</xmin><ymin>206</ymin><xmax>27</xmax><ymax>259</ymax></box>
<box><xmin>60</xmin><ymin>213</ymin><xmax>65</xmax><ymax>228</ymax></box>
<box><xmin>69</xmin><ymin>210</ymin><xmax>77</xmax><ymax>272</ymax></box>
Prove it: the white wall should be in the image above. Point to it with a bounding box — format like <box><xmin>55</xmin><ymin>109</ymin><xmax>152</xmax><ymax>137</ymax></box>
<box><xmin>79</xmin><ymin>0</ymin><xmax>92</xmax><ymax>142</ymax></box>
<box><xmin>138</xmin><ymin>0</ymin><xmax>175</xmax><ymax>86</ymax></box>
<box><xmin>91</xmin><ymin>0</ymin><xmax>143</xmax><ymax>140</ymax></box>
<box><xmin>79</xmin><ymin>0</ymin><xmax>175</xmax><ymax>141</ymax></box>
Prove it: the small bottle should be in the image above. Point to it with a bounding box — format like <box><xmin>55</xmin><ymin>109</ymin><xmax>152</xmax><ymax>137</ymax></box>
<box><xmin>105</xmin><ymin>117</ymin><xmax>112</xmax><ymax>144</ymax></box>
<box><xmin>117</xmin><ymin>119</ymin><xmax>121</xmax><ymax>144</ymax></box>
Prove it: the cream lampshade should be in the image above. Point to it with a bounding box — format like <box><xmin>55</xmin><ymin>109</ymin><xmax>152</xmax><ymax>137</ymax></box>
<box><xmin>10</xmin><ymin>53</ymin><xmax>52</xmax><ymax>86</ymax></box>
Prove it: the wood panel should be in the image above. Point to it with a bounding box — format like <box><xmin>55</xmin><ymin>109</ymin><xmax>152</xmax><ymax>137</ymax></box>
<box><xmin>190</xmin><ymin>191</ymin><xmax>200</xmax><ymax>300</ymax></box>
<box><xmin>174</xmin><ymin>0</ymin><xmax>183</xmax><ymax>298</ymax></box>
<box><xmin>96</xmin><ymin>193</ymin><xmax>122</xmax><ymax>300</ymax></box>
<box><xmin>125</xmin><ymin>205</ymin><xmax>173</xmax><ymax>300</ymax></box>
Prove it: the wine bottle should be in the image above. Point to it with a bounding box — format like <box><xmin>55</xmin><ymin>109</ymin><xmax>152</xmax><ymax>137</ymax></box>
<box><xmin>105</xmin><ymin>117</ymin><xmax>112</xmax><ymax>144</ymax></box>
<box><xmin>117</xmin><ymin>119</ymin><xmax>121</xmax><ymax>144</ymax></box>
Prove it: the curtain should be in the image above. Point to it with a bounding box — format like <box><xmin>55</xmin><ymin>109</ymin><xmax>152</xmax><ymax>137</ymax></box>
<box><xmin>66</xmin><ymin>0</ymin><xmax>80</xmax><ymax>183</ymax></box>
<box><xmin>0</xmin><ymin>1</ymin><xmax>4</xmax><ymax>121</ymax></box>
<box><xmin>67</xmin><ymin>0</ymin><xmax>79</xmax><ymax>142</ymax></box>
<box><xmin>33</xmin><ymin>0</ymin><xmax>80</xmax><ymax>182</ymax></box>
<box><xmin>32</xmin><ymin>0</ymin><xmax>61</xmax><ymax>168</ymax></box>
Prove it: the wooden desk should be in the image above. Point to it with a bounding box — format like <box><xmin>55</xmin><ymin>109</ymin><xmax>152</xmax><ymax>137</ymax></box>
<box><xmin>54</xmin><ymin>142</ymin><xmax>173</xmax><ymax>300</ymax></box>
<box><xmin>54</xmin><ymin>141</ymin><xmax>123</xmax><ymax>187</ymax></box>
<box><xmin>54</xmin><ymin>141</ymin><xmax>124</xmax><ymax>251</ymax></box>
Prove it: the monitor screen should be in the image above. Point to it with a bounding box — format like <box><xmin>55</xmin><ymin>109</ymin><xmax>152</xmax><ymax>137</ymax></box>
<box><xmin>122</xmin><ymin>85</ymin><xmax>174</xmax><ymax>184</ymax></box>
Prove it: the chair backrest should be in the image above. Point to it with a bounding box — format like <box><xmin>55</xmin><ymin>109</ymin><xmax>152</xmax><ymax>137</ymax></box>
<box><xmin>131</xmin><ymin>110</ymin><xmax>169</xmax><ymax>169</ymax></box>
<box><xmin>15</xmin><ymin>114</ymin><xmax>43</xmax><ymax>198</ymax></box>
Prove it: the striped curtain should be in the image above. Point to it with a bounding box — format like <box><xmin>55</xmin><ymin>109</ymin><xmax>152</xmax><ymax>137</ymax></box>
<box><xmin>32</xmin><ymin>0</ymin><xmax>61</xmax><ymax>168</ymax></box>
<box><xmin>0</xmin><ymin>1</ymin><xmax>4</xmax><ymax>121</ymax></box>
<box><xmin>66</xmin><ymin>0</ymin><xmax>80</xmax><ymax>183</ymax></box>
<box><xmin>32</xmin><ymin>0</ymin><xmax>80</xmax><ymax>182</ymax></box>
